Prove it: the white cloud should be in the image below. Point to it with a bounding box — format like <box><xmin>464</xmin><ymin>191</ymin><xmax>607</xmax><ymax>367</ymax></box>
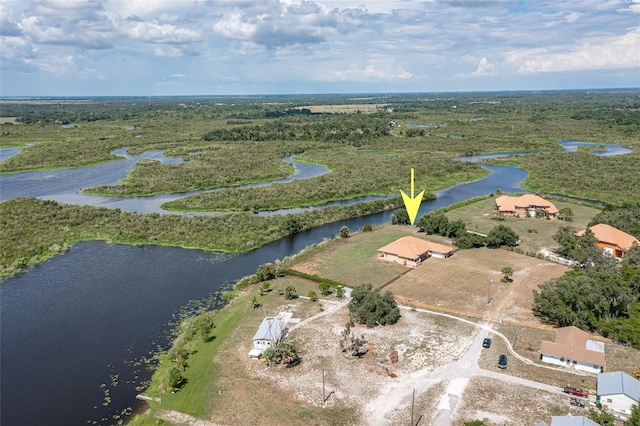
<box><xmin>119</xmin><ymin>20</ymin><xmax>202</xmax><ymax>44</ymax></box>
<box><xmin>318</xmin><ymin>64</ymin><xmax>413</xmax><ymax>81</ymax></box>
<box><xmin>212</xmin><ymin>13</ymin><xmax>258</xmax><ymax>40</ymax></box>
<box><xmin>507</xmin><ymin>26</ymin><xmax>640</xmax><ymax>73</ymax></box>
<box><xmin>471</xmin><ymin>57</ymin><xmax>496</xmax><ymax>75</ymax></box>
<box><xmin>565</xmin><ymin>11</ymin><xmax>582</xmax><ymax>23</ymax></box>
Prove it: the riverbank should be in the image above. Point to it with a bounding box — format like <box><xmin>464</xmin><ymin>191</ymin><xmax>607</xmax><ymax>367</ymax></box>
<box><xmin>0</xmin><ymin>196</ymin><xmax>402</xmax><ymax>278</ymax></box>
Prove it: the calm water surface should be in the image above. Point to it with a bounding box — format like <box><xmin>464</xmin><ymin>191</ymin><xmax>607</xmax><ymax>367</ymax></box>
<box><xmin>0</xmin><ymin>139</ymin><xmax>630</xmax><ymax>425</ymax></box>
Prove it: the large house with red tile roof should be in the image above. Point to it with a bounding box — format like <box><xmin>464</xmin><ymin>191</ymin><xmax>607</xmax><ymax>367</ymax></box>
<box><xmin>495</xmin><ymin>194</ymin><xmax>558</xmax><ymax>219</ymax></box>
<box><xmin>540</xmin><ymin>326</ymin><xmax>605</xmax><ymax>374</ymax></box>
<box><xmin>576</xmin><ymin>223</ymin><xmax>640</xmax><ymax>259</ymax></box>
<box><xmin>377</xmin><ymin>236</ymin><xmax>453</xmax><ymax>268</ymax></box>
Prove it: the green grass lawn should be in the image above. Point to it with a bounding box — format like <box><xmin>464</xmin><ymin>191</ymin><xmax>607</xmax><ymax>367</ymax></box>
<box><xmin>443</xmin><ymin>195</ymin><xmax>602</xmax><ymax>254</ymax></box>
<box><xmin>294</xmin><ymin>225</ymin><xmax>418</xmax><ymax>287</ymax></box>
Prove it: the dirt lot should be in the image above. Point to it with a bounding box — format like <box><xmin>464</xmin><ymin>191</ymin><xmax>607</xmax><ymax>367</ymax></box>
<box><xmin>292</xmin><ymin>104</ymin><xmax>387</xmax><ymax>114</ymax></box>
<box><xmin>197</xmin><ymin>224</ymin><xmax>638</xmax><ymax>425</ymax></box>
<box><xmin>453</xmin><ymin>377</ymin><xmax>584</xmax><ymax>425</ymax></box>
<box><xmin>386</xmin><ymin>247</ymin><xmax>569</xmax><ymax>323</ymax></box>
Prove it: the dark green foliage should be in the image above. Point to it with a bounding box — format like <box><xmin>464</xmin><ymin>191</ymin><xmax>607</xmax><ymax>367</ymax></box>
<box><xmin>455</xmin><ymin>232</ymin><xmax>486</xmax><ymax>249</ymax></box>
<box><xmin>391</xmin><ymin>208</ymin><xmax>410</xmax><ymax>225</ymax></box>
<box><xmin>349</xmin><ymin>284</ymin><xmax>400</xmax><ymax>327</ymax></box>
<box><xmin>284</xmin><ymin>285</ymin><xmax>297</xmax><ymax>300</ymax></box>
<box><xmin>599</xmin><ymin>303</ymin><xmax>640</xmax><ymax>349</ymax></box>
<box><xmin>262</xmin><ymin>340</ymin><xmax>299</xmax><ymax>366</ymax></box>
<box><xmin>558</xmin><ymin>207</ymin><xmax>574</xmax><ymax>221</ymax></box>
<box><xmin>307</xmin><ymin>290</ymin><xmax>318</xmax><ymax>301</ymax></box>
<box><xmin>446</xmin><ymin>219</ymin><xmax>467</xmax><ymax>238</ymax></box>
<box><xmin>417</xmin><ymin>213</ymin><xmax>449</xmax><ymax>235</ymax></box>
<box><xmin>486</xmin><ymin>224</ymin><xmax>519</xmax><ymax>248</ymax></box>
<box><xmin>553</xmin><ymin>226</ymin><xmax>622</xmax><ymax>269</ymax></box>
<box><xmin>589</xmin><ymin>406</ymin><xmax>615</xmax><ymax>426</ymax></box>
<box><xmin>533</xmin><ymin>260</ymin><xmax>640</xmax><ymax>347</ymax></box>
<box><xmin>463</xmin><ymin>421</ymin><xmax>485</xmax><ymax>426</ymax></box>
<box><xmin>340</xmin><ymin>226</ymin><xmax>350</xmax><ymax>238</ymax></box>
<box><xmin>501</xmin><ymin>265</ymin><xmax>514</xmax><ymax>283</ymax></box>
<box><xmin>628</xmin><ymin>403</ymin><xmax>640</xmax><ymax>426</ymax></box>
<box><xmin>590</xmin><ymin>201</ymin><xmax>640</xmax><ymax>239</ymax></box>
<box><xmin>0</xmin><ymin>197</ymin><xmax>403</xmax><ymax>277</ymax></box>
<box><xmin>319</xmin><ymin>282</ymin><xmax>331</xmax><ymax>296</ymax></box>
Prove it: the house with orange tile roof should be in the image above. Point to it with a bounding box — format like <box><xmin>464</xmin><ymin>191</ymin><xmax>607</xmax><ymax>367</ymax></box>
<box><xmin>576</xmin><ymin>223</ymin><xmax>640</xmax><ymax>259</ymax></box>
<box><xmin>540</xmin><ymin>326</ymin><xmax>605</xmax><ymax>374</ymax></box>
<box><xmin>377</xmin><ymin>236</ymin><xmax>453</xmax><ymax>268</ymax></box>
<box><xmin>495</xmin><ymin>194</ymin><xmax>558</xmax><ymax>219</ymax></box>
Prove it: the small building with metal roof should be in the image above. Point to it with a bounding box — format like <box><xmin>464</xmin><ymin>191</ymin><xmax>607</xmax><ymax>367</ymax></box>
<box><xmin>597</xmin><ymin>371</ymin><xmax>640</xmax><ymax>417</ymax></box>
<box><xmin>248</xmin><ymin>317</ymin><xmax>287</xmax><ymax>358</ymax></box>
<box><xmin>550</xmin><ymin>416</ymin><xmax>598</xmax><ymax>426</ymax></box>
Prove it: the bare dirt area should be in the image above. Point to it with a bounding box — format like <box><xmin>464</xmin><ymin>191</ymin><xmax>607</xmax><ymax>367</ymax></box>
<box><xmin>209</xmin><ymin>286</ymin><xmax>476</xmax><ymax>425</ymax></box>
<box><xmin>293</xmin><ymin>104</ymin><xmax>387</xmax><ymax>114</ymax></box>
<box><xmin>452</xmin><ymin>377</ymin><xmax>582</xmax><ymax>425</ymax></box>
<box><xmin>386</xmin><ymin>247</ymin><xmax>569</xmax><ymax>323</ymax></box>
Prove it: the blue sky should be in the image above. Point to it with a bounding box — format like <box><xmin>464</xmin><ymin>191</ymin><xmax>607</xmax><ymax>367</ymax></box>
<box><xmin>1</xmin><ymin>0</ymin><xmax>639</xmax><ymax>96</ymax></box>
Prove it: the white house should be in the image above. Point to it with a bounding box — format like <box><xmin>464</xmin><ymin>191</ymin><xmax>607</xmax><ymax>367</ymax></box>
<box><xmin>248</xmin><ymin>317</ymin><xmax>287</xmax><ymax>358</ymax></box>
<box><xmin>540</xmin><ymin>326</ymin><xmax>605</xmax><ymax>374</ymax></box>
<box><xmin>597</xmin><ymin>371</ymin><xmax>640</xmax><ymax>418</ymax></box>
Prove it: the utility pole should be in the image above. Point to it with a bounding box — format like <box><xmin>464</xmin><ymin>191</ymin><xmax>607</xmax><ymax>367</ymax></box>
<box><xmin>487</xmin><ymin>276</ymin><xmax>492</xmax><ymax>304</ymax></box>
<box><xmin>322</xmin><ymin>368</ymin><xmax>325</xmax><ymax>405</ymax></box>
<box><xmin>410</xmin><ymin>388</ymin><xmax>415</xmax><ymax>426</ymax></box>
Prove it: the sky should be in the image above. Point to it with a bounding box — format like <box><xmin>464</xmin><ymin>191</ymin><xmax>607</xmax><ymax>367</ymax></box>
<box><xmin>1</xmin><ymin>0</ymin><xmax>639</xmax><ymax>96</ymax></box>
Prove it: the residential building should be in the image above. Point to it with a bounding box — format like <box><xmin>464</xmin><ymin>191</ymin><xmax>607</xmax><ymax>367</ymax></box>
<box><xmin>550</xmin><ymin>416</ymin><xmax>598</xmax><ymax>426</ymax></box>
<box><xmin>576</xmin><ymin>223</ymin><xmax>640</xmax><ymax>259</ymax></box>
<box><xmin>377</xmin><ymin>236</ymin><xmax>453</xmax><ymax>268</ymax></box>
<box><xmin>597</xmin><ymin>371</ymin><xmax>640</xmax><ymax>417</ymax></box>
<box><xmin>495</xmin><ymin>194</ymin><xmax>558</xmax><ymax>218</ymax></box>
<box><xmin>540</xmin><ymin>326</ymin><xmax>605</xmax><ymax>374</ymax></box>
<box><xmin>248</xmin><ymin>317</ymin><xmax>287</xmax><ymax>358</ymax></box>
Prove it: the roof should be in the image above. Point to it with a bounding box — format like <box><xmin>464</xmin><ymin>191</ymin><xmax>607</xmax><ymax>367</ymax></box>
<box><xmin>597</xmin><ymin>371</ymin><xmax>640</xmax><ymax>401</ymax></box>
<box><xmin>495</xmin><ymin>194</ymin><xmax>558</xmax><ymax>214</ymax></box>
<box><xmin>550</xmin><ymin>416</ymin><xmax>599</xmax><ymax>426</ymax></box>
<box><xmin>540</xmin><ymin>326</ymin><xmax>605</xmax><ymax>366</ymax></box>
<box><xmin>253</xmin><ymin>317</ymin><xmax>287</xmax><ymax>342</ymax></box>
<box><xmin>576</xmin><ymin>223</ymin><xmax>640</xmax><ymax>251</ymax></box>
<box><xmin>377</xmin><ymin>236</ymin><xmax>453</xmax><ymax>260</ymax></box>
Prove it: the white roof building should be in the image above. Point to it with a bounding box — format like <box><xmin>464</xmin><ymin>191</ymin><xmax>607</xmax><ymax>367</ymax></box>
<box><xmin>597</xmin><ymin>371</ymin><xmax>640</xmax><ymax>417</ymax></box>
<box><xmin>248</xmin><ymin>317</ymin><xmax>287</xmax><ymax>358</ymax></box>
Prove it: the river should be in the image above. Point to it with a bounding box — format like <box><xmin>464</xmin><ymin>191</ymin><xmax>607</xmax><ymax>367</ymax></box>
<box><xmin>0</xmin><ymin>140</ymin><xmax>630</xmax><ymax>425</ymax></box>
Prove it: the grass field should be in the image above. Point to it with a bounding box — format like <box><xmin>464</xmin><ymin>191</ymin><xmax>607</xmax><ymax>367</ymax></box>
<box><xmin>442</xmin><ymin>196</ymin><xmax>602</xmax><ymax>255</ymax></box>
<box><xmin>386</xmin><ymin>247</ymin><xmax>569</xmax><ymax>323</ymax></box>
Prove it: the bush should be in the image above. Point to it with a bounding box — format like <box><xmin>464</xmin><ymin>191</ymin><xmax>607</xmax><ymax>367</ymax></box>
<box><xmin>349</xmin><ymin>284</ymin><xmax>400</xmax><ymax>327</ymax></box>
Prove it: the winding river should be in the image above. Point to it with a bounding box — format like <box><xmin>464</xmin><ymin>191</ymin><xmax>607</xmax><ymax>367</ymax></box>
<box><xmin>0</xmin><ymin>140</ymin><xmax>631</xmax><ymax>425</ymax></box>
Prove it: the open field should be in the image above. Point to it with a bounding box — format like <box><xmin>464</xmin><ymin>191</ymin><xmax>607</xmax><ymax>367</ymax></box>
<box><xmin>293</xmin><ymin>104</ymin><xmax>387</xmax><ymax>113</ymax></box>
<box><xmin>453</xmin><ymin>377</ymin><xmax>583</xmax><ymax>425</ymax></box>
<box><xmin>387</xmin><ymin>247</ymin><xmax>569</xmax><ymax>323</ymax></box>
<box><xmin>133</xmin><ymin>222</ymin><xmax>639</xmax><ymax>425</ymax></box>
<box><xmin>442</xmin><ymin>196</ymin><xmax>602</xmax><ymax>255</ymax></box>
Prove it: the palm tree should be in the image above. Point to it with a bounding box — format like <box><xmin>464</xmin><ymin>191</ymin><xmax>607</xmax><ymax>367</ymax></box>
<box><xmin>501</xmin><ymin>265</ymin><xmax>514</xmax><ymax>282</ymax></box>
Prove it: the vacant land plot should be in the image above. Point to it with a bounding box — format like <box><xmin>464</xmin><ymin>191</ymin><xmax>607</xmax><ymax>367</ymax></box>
<box><xmin>291</xmin><ymin>225</ymin><xmax>415</xmax><ymax>288</ymax></box>
<box><xmin>386</xmin><ymin>247</ymin><xmax>569</xmax><ymax>323</ymax></box>
<box><xmin>453</xmin><ymin>377</ymin><xmax>583</xmax><ymax>425</ymax></box>
<box><xmin>200</xmin><ymin>283</ymin><xmax>476</xmax><ymax>425</ymax></box>
<box><xmin>443</xmin><ymin>197</ymin><xmax>601</xmax><ymax>255</ymax></box>
<box><xmin>293</xmin><ymin>104</ymin><xmax>387</xmax><ymax>114</ymax></box>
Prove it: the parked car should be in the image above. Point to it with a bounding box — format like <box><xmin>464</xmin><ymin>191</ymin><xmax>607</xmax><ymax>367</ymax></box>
<box><xmin>570</xmin><ymin>397</ymin><xmax>586</xmax><ymax>408</ymax></box>
<box><xmin>482</xmin><ymin>338</ymin><xmax>492</xmax><ymax>348</ymax></box>
<box><xmin>498</xmin><ymin>354</ymin><xmax>507</xmax><ymax>369</ymax></box>
<box><xmin>563</xmin><ymin>387</ymin><xmax>589</xmax><ymax>398</ymax></box>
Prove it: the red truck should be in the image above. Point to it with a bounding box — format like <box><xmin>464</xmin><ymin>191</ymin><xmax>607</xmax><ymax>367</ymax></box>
<box><xmin>564</xmin><ymin>387</ymin><xmax>589</xmax><ymax>398</ymax></box>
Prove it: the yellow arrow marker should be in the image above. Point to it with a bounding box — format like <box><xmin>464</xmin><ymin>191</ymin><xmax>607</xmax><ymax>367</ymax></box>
<box><xmin>400</xmin><ymin>168</ymin><xmax>425</xmax><ymax>226</ymax></box>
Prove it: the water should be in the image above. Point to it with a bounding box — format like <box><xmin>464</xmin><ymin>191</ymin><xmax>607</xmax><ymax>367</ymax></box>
<box><xmin>0</xmin><ymin>139</ymin><xmax>631</xmax><ymax>425</ymax></box>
